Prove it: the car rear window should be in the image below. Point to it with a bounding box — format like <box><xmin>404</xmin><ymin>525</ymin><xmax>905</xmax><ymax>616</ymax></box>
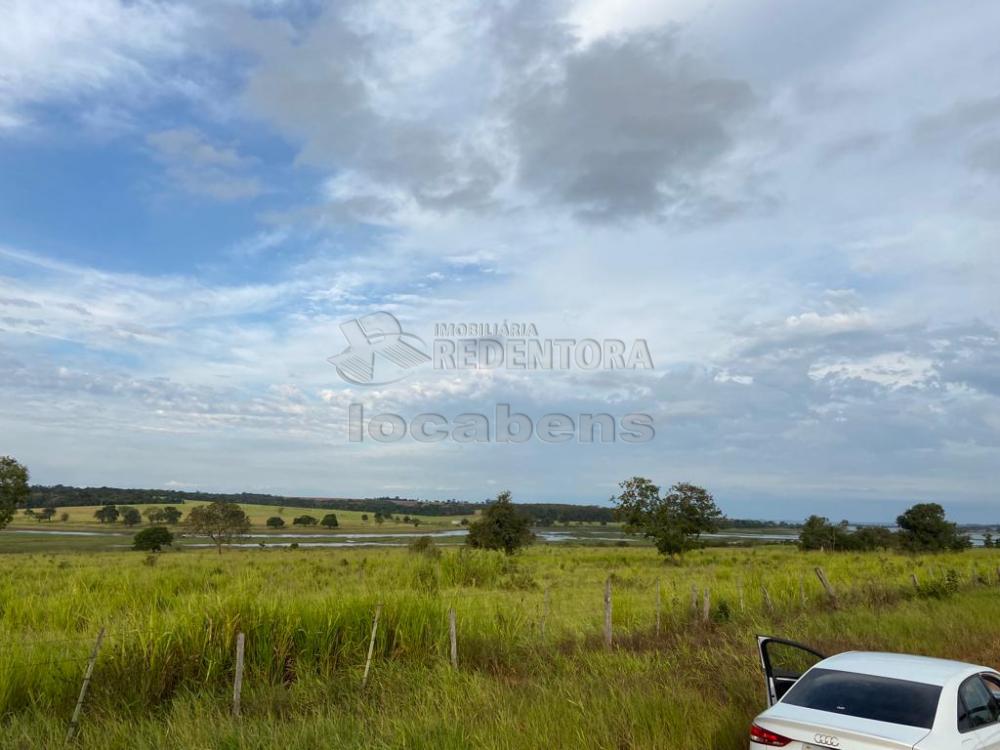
<box><xmin>781</xmin><ymin>668</ymin><xmax>941</xmax><ymax>729</ymax></box>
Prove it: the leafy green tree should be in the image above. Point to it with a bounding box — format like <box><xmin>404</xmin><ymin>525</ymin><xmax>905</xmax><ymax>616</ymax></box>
<box><xmin>94</xmin><ymin>505</ymin><xmax>119</xmax><ymax>524</ymax></box>
<box><xmin>59</xmin><ymin>512</ymin><xmax>70</xmax><ymax>523</ymax></box>
<box><xmin>321</xmin><ymin>513</ymin><xmax>339</xmax><ymax>529</ymax></box>
<box><xmin>361</xmin><ymin>514</ymin><xmax>369</xmax><ymax>522</ymax></box>
<box><xmin>143</xmin><ymin>507</ymin><xmax>165</xmax><ymax>523</ymax></box>
<box><xmin>466</xmin><ymin>490</ymin><xmax>533</xmax><ymax>555</ymax></box>
<box><xmin>799</xmin><ymin>515</ymin><xmax>842</xmax><ymax>550</ymax></box>
<box><xmin>37</xmin><ymin>506</ymin><xmax>57</xmax><ymax>522</ymax></box>
<box><xmin>374</xmin><ymin>513</ymin><xmax>385</xmax><ymax>526</ymax></box>
<box><xmin>266</xmin><ymin>516</ymin><xmax>286</xmax><ymax>529</ymax></box>
<box><xmin>897</xmin><ymin>503</ymin><xmax>970</xmax><ymax>552</ymax></box>
<box><xmin>613</xmin><ymin>478</ymin><xmax>722</xmax><ymax>558</ymax></box>
<box><xmin>0</xmin><ymin>456</ymin><xmax>29</xmax><ymax>530</ymax></box>
<box><xmin>984</xmin><ymin>533</ymin><xmax>995</xmax><ymax>549</ymax></box>
<box><xmin>186</xmin><ymin>501</ymin><xmax>251</xmax><ymax>554</ymax></box>
<box><xmin>161</xmin><ymin>506</ymin><xmax>183</xmax><ymax>524</ymax></box>
<box><xmin>851</xmin><ymin>525</ymin><xmax>897</xmax><ymax>551</ymax></box>
<box><xmin>133</xmin><ymin>526</ymin><xmax>174</xmax><ymax>551</ymax></box>
<box><xmin>293</xmin><ymin>515</ymin><xmax>318</xmax><ymax>526</ymax></box>
<box><xmin>120</xmin><ymin>507</ymin><xmax>142</xmax><ymax>526</ymax></box>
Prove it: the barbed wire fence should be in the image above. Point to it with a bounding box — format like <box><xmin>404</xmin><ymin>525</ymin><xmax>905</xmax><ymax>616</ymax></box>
<box><xmin>2</xmin><ymin>561</ymin><xmax>998</xmax><ymax>737</ymax></box>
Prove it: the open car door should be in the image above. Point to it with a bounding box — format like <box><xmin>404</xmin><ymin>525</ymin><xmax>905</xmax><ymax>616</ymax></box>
<box><xmin>757</xmin><ymin>635</ymin><xmax>826</xmax><ymax>707</ymax></box>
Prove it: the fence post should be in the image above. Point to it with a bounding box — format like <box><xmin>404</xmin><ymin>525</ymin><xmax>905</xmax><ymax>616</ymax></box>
<box><xmin>761</xmin><ymin>585</ymin><xmax>773</xmax><ymax>614</ymax></box>
<box><xmin>540</xmin><ymin>587</ymin><xmax>550</xmax><ymax>638</ymax></box>
<box><xmin>361</xmin><ymin>604</ymin><xmax>382</xmax><ymax>689</ymax></box>
<box><xmin>701</xmin><ymin>588</ymin><xmax>711</xmax><ymax>623</ymax></box>
<box><xmin>66</xmin><ymin>627</ymin><xmax>105</xmax><ymax>742</ymax></box>
<box><xmin>654</xmin><ymin>581</ymin><xmax>661</xmax><ymax>638</ymax></box>
<box><xmin>738</xmin><ymin>579</ymin><xmax>745</xmax><ymax>613</ymax></box>
<box><xmin>815</xmin><ymin>567</ymin><xmax>837</xmax><ymax>604</ymax></box>
<box><xmin>910</xmin><ymin>572</ymin><xmax>920</xmax><ymax>590</ymax></box>
<box><xmin>799</xmin><ymin>576</ymin><xmax>806</xmax><ymax>607</ymax></box>
<box><xmin>232</xmin><ymin>632</ymin><xmax>245</xmax><ymax>718</ymax></box>
<box><xmin>603</xmin><ymin>578</ymin><xmax>613</xmax><ymax>649</ymax></box>
<box><xmin>690</xmin><ymin>584</ymin><xmax>698</xmax><ymax>615</ymax></box>
<box><xmin>449</xmin><ymin>608</ymin><xmax>458</xmax><ymax>668</ymax></box>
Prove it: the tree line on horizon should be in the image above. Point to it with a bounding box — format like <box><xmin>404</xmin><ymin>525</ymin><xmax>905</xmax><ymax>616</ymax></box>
<box><xmin>2</xmin><ymin>460</ymin><xmax>994</xmax><ymax>557</ymax></box>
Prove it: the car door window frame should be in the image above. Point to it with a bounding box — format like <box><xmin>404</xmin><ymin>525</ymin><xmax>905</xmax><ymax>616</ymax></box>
<box><xmin>756</xmin><ymin>635</ymin><xmax>826</xmax><ymax>707</ymax></box>
<box><xmin>957</xmin><ymin>675</ymin><xmax>1000</xmax><ymax>733</ymax></box>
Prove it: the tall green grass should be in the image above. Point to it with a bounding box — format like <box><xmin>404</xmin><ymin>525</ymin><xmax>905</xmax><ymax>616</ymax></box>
<box><xmin>0</xmin><ymin>545</ymin><xmax>997</xmax><ymax>748</ymax></box>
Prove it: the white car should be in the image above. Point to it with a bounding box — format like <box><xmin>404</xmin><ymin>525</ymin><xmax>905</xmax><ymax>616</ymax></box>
<box><xmin>751</xmin><ymin>636</ymin><xmax>1000</xmax><ymax>749</ymax></box>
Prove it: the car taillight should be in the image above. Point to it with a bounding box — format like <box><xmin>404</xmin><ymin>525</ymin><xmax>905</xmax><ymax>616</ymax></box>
<box><xmin>749</xmin><ymin>723</ymin><xmax>792</xmax><ymax>746</ymax></box>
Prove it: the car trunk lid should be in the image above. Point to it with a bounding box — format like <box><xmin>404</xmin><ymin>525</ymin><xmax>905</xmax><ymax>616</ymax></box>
<box><xmin>757</xmin><ymin>703</ymin><xmax>931</xmax><ymax>749</ymax></box>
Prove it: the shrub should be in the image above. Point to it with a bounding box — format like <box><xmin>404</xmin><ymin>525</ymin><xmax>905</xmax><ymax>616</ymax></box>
<box><xmin>466</xmin><ymin>491</ymin><xmax>533</xmax><ymax>555</ymax></box>
<box><xmin>133</xmin><ymin>526</ymin><xmax>174</xmax><ymax>552</ymax></box>
<box><xmin>409</xmin><ymin>536</ymin><xmax>440</xmax><ymax>558</ymax></box>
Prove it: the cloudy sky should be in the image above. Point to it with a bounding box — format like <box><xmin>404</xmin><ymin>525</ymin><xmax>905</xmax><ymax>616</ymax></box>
<box><xmin>2</xmin><ymin>0</ymin><xmax>999</xmax><ymax>521</ymax></box>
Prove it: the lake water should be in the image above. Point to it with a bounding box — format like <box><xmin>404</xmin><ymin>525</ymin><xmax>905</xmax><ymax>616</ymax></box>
<box><xmin>8</xmin><ymin>527</ymin><xmax>992</xmax><ymax>548</ymax></box>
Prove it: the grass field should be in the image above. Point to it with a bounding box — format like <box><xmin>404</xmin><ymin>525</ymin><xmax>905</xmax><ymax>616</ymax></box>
<box><xmin>1</xmin><ymin>502</ymin><xmax>479</xmax><ymax>553</ymax></box>
<box><xmin>0</xmin><ymin>543</ymin><xmax>997</xmax><ymax>749</ymax></box>
<box><xmin>8</xmin><ymin>501</ymin><xmax>475</xmax><ymax>531</ymax></box>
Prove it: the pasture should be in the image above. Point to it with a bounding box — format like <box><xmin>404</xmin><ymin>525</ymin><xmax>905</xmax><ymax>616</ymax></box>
<box><xmin>0</xmin><ymin>543</ymin><xmax>998</xmax><ymax>749</ymax></box>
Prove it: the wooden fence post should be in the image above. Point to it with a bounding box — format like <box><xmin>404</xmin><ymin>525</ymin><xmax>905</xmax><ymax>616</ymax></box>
<box><xmin>799</xmin><ymin>576</ymin><xmax>806</xmax><ymax>607</ymax></box>
<box><xmin>66</xmin><ymin>627</ymin><xmax>105</xmax><ymax>742</ymax></box>
<box><xmin>910</xmin><ymin>573</ymin><xmax>920</xmax><ymax>590</ymax></box>
<box><xmin>540</xmin><ymin>587</ymin><xmax>550</xmax><ymax>638</ymax></box>
<box><xmin>603</xmin><ymin>578</ymin><xmax>613</xmax><ymax>649</ymax></box>
<box><xmin>232</xmin><ymin>632</ymin><xmax>245</xmax><ymax>718</ymax></box>
<box><xmin>738</xmin><ymin>579</ymin><xmax>745</xmax><ymax>613</ymax></box>
<box><xmin>761</xmin><ymin>585</ymin><xmax>773</xmax><ymax>614</ymax></box>
<box><xmin>690</xmin><ymin>584</ymin><xmax>698</xmax><ymax>615</ymax></box>
<box><xmin>361</xmin><ymin>604</ymin><xmax>382</xmax><ymax>689</ymax></box>
<box><xmin>654</xmin><ymin>581</ymin><xmax>661</xmax><ymax>638</ymax></box>
<box><xmin>449</xmin><ymin>608</ymin><xmax>458</xmax><ymax>668</ymax></box>
<box><xmin>701</xmin><ymin>588</ymin><xmax>711</xmax><ymax>623</ymax></box>
<box><xmin>815</xmin><ymin>567</ymin><xmax>837</xmax><ymax>604</ymax></box>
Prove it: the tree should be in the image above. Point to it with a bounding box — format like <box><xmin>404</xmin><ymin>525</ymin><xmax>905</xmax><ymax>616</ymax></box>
<box><xmin>851</xmin><ymin>525</ymin><xmax>897</xmax><ymax>551</ymax></box>
<box><xmin>984</xmin><ymin>533</ymin><xmax>995</xmax><ymax>549</ymax></box>
<box><xmin>94</xmin><ymin>505</ymin><xmax>119</xmax><ymax>524</ymax></box>
<box><xmin>374</xmin><ymin>513</ymin><xmax>385</xmax><ymax>526</ymax></box>
<box><xmin>293</xmin><ymin>515</ymin><xmax>318</xmax><ymax>526</ymax></box>
<box><xmin>133</xmin><ymin>526</ymin><xmax>174</xmax><ymax>552</ymax></box>
<box><xmin>59</xmin><ymin>512</ymin><xmax>70</xmax><ymax>523</ymax></box>
<box><xmin>897</xmin><ymin>503</ymin><xmax>970</xmax><ymax>552</ymax></box>
<box><xmin>161</xmin><ymin>506</ymin><xmax>183</xmax><ymax>524</ymax></box>
<box><xmin>120</xmin><ymin>507</ymin><xmax>142</xmax><ymax>526</ymax></box>
<box><xmin>361</xmin><ymin>514</ymin><xmax>369</xmax><ymax>522</ymax></box>
<box><xmin>266</xmin><ymin>516</ymin><xmax>286</xmax><ymax>529</ymax></box>
<box><xmin>466</xmin><ymin>490</ymin><xmax>533</xmax><ymax>555</ymax></box>
<box><xmin>0</xmin><ymin>456</ymin><xmax>29</xmax><ymax>530</ymax></box>
<box><xmin>37</xmin><ymin>506</ymin><xmax>57</xmax><ymax>522</ymax></box>
<box><xmin>798</xmin><ymin>515</ymin><xmax>843</xmax><ymax>550</ymax></box>
<box><xmin>613</xmin><ymin>478</ymin><xmax>722</xmax><ymax>558</ymax></box>
<box><xmin>186</xmin><ymin>501</ymin><xmax>251</xmax><ymax>554</ymax></box>
<box><xmin>321</xmin><ymin>513</ymin><xmax>339</xmax><ymax>529</ymax></box>
<box><xmin>143</xmin><ymin>507</ymin><xmax>165</xmax><ymax>523</ymax></box>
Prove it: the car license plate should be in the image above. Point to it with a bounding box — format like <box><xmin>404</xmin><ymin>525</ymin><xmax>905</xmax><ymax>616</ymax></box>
<box><xmin>800</xmin><ymin>745</ymin><xmax>822</xmax><ymax>750</ymax></box>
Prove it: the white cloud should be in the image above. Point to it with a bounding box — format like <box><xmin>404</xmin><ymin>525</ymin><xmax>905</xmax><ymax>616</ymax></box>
<box><xmin>0</xmin><ymin>0</ymin><xmax>199</xmax><ymax>130</ymax></box>
<box><xmin>809</xmin><ymin>353</ymin><xmax>937</xmax><ymax>390</ymax></box>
